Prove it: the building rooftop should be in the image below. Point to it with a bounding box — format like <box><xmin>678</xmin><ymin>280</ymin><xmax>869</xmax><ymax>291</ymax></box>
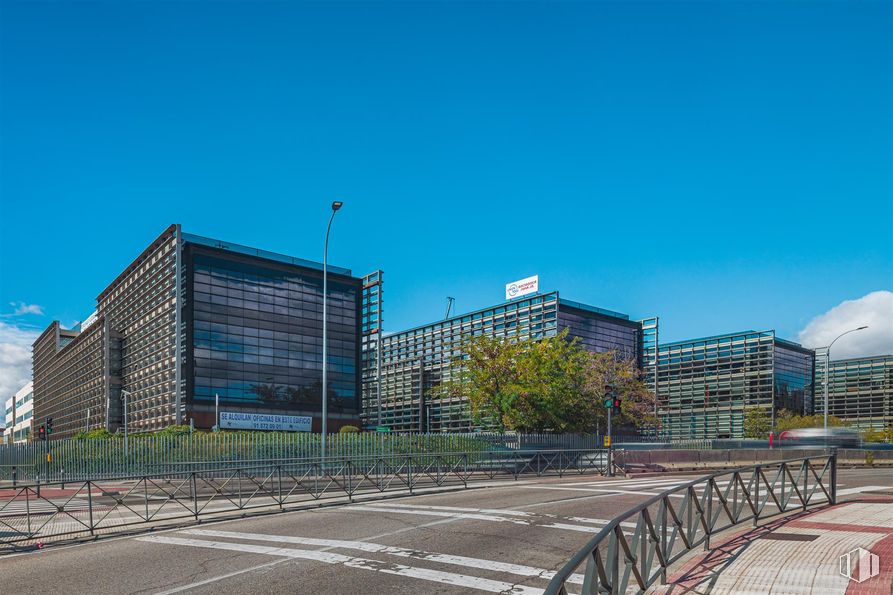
<box><xmin>659</xmin><ymin>329</ymin><xmax>809</xmax><ymax>349</ymax></box>
<box><xmin>825</xmin><ymin>354</ymin><xmax>893</xmax><ymax>364</ymax></box>
<box><xmin>384</xmin><ymin>291</ymin><xmax>634</xmax><ymax>341</ymax></box>
<box><xmin>184</xmin><ymin>232</ymin><xmax>352</xmax><ymax>276</ymax></box>
<box><xmin>558</xmin><ymin>298</ymin><xmax>630</xmax><ymax>320</ymax></box>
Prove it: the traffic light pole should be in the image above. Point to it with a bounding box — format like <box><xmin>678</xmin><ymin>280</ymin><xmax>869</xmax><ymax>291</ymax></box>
<box><xmin>44</xmin><ymin>417</ymin><xmax>49</xmax><ymax>484</ymax></box>
<box><xmin>607</xmin><ymin>405</ymin><xmax>614</xmax><ymax>477</ymax></box>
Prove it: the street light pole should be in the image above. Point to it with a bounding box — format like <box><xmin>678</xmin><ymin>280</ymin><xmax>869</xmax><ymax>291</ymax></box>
<box><xmin>823</xmin><ymin>326</ymin><xmax>868</xmax><ymax>430</ymax></box>
<box><xmin>321</xmin><ymin>201</ymin><xmax>343</xmax><ymax>460</ymax></box>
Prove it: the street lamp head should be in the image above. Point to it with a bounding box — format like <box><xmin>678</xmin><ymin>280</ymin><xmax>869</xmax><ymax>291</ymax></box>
<box><xmin>857</xmin><ymin>325</ymin><xmax>868</xmax><ymax>330</ymax></box>
<box><xmin>331</xmin><ymin>201</ymin><xmax>343</xmax><ymax>212</ymax></box>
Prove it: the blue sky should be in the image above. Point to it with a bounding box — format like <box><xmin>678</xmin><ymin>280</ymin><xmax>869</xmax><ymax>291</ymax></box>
<box><xmin>1</xmin><ymin>1</ymin><xmax>891</xmax><ymax>395</ymax></box>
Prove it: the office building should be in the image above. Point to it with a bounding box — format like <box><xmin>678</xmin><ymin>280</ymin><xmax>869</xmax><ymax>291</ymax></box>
<box><xmin>362</xmin><ymin>291</ymin><xmax>657</xmax><ymax>432</ymax></box>
<box><xmin>816</xmin><ymin>354</ymin><xmax>893</xmax><ymax>431</ymax></box>
<box><xmin>4</xmin><ymin>381</ymin><xmax>33</xmax><ymax>443</ymax></box>
<box><xmin>656</xmin><ymin>330</ymin><xmax>815</xmax><ymax>439</ymax></box>
<box><xmin>33</xmin><ymin>225</ymin><xmax>365</xmax><ymax>439</ymax></box>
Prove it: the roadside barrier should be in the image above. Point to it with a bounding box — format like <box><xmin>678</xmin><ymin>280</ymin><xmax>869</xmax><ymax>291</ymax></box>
<box><xmin>544</xmin><ymin>453</ymin><xmax>837</xmax><ymax>595</ymax></box>
<box><xmin>0</xmin><ymin>448</ymin><xmax>608</xmax><ymax>551</ymax></box>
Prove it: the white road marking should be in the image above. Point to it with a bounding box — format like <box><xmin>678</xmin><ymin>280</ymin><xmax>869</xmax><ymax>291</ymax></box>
<box><xmin>182</xmin><ymin>528</ymin><xmax>586</xmax><ymax>585</ymax></box>
<box><xmin>344</xmin><ymin>505</ymin><xmax>531</xmax><ymax>524</ymax></box>
<box><xmin>137</xmin><ymin>535</ymin><xmax>545</xmax><ymax>594</ymax></box>
<box><xmin>833</xmin><ymin>485</ymin><xmax>890</xmax><ymax>497</ymax></box>
<box><xmin>539</xmin><ymin>522</ymin><xmax>602</xmax><ymax>533</ymax></box>
<box><xmin>368</xmin><ymin>503</ymin><xmax>639</xmax><ymax>529</ymax></box>
<box><xmin>363</xmin><ymin>502</ymin><xmax>533</xmax><ymax>516</ymax></box>
<box><xmin>518</xmin><ymin>486</ymin><xmax>663</xmax><ymax>496</ymax></box>
<box><xmin>560</xmin><ymin>477</ymin><xmax>696</xmax><ymax>488</ymax></box>
<box><xmin>518</xmin><ymin>479</ymin><xmax>735</xmax><ymax>497</ymax></box>
<box><xmin>565</xmin><ymin>517</ymin><xmax>639</xmax><ymax>529</ymax></box>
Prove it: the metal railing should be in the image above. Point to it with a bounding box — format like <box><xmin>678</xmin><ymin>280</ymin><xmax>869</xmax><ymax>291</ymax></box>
<box><xmin>544</xmin><ymin>453</ymin><xmax>837</xmax><ymax>595</ymax></box>
<box><xmin>0</xmin><ymin>448</ymin><xmax>607</xmax><ymax>551</ymax></box>
<box><xmin>0</xmin><ymin>432</ymin><xmax>618</xmax><ymax>483</ymax></box>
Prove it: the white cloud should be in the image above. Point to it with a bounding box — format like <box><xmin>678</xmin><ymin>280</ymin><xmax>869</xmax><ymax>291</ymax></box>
<box><xmin>6</xmin><ymin>302</ymin><xmax>44</xmax><ymax>316</ymax></box>
<box><xmin>0</xmin><ymin>321</ymin><xmax>40</xmax><ymax>401</ymax></box>
<box><xmin>798</xmin><ymin>291</ymin><xmax>893</xmax><ymax>359</ymax></box>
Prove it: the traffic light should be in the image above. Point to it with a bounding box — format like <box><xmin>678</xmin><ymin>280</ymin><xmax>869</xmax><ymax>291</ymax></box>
<box><xmin>612</xmin><ymin>397</ymin><xmax>621</xmax><ymax>415</ymax></box>
<box><xmin>603</xmin><ymin>385</ymin><xmax>614</xmax><ymax>409</ymax></box>
<box><xmin>37</xmin><ymin>425</ymin><xmax>46</xmax><ymax>441</ymax></box>
<box><xmin>46</xmin><ymin>418</ymin><xmax>53</xmax><ymax>435</ymax></box>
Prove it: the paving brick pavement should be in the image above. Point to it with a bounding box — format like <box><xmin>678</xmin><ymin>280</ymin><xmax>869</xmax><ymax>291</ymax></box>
<box><xmin>650</xmin><ymin>497</ymin><xmax>893</xmax><ymax>595</ymax></box>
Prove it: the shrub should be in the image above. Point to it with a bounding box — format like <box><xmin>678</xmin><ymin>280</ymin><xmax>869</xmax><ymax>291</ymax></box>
<box><xmin>72</xmin><ymin>428</ymin><xmax>118</xmax><ymax>440</ymax></box>
<box><xmin>154</xmin><ymin>425</ymin><xmax>193</xmax><ymax>437</ymax></box>
<box><xmin>339</xmin><ymin>425</ymin><xmax>360</xmax><ymax>434</ymax></box>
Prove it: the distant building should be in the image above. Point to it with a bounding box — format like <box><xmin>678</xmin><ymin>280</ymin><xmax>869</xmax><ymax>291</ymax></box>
<box><xmin>657</xmin><ymin>330</ymin><xmax>815</xmax><ymax>439</ymax></box>
<box><xmin>815</xmin><ymin>354</ymin><xmax>893</xmax><ymax>431</ymax></box>
<box><xmin>4</xmin><ymin>381</ymin><xmax>33</xmax><ymax>444</ymax></box>
<box><xmin>362</xmin><ymin>291</ymin><xmax>657</xmax><ymax>432</ymax></box>
<box><xmin>33</xmin><ymin>225</ymin><xmax>368</xmax><ymax>439</ymax></box>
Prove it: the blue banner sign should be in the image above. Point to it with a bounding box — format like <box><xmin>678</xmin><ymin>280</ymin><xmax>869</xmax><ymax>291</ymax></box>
<box><xmin>219</xmin><ymin>411</ymin><xmax>313</xmax><ymax>432</ymax></box>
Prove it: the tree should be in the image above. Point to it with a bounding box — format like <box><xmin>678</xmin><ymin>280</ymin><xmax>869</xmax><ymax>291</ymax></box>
<box><xmin>743</xmin><ymin>407</ymin><xmax>771</xmax><ymax>438</ymax></box>
<box><xmin>432</xmin><ymin>333</ymin><xmax>525</xmax><ymax>431</ymax></box>
<box><xmin>500</xmin><ymin>331</ymin><xmax>592</xmax><ymax>432</ymax></box>
<box><xmin>774</xmin><ymin>410</ymin><xmax>848</xmax><ymax>432</ymax></box>
<box><xmin>581</xmin><ymin>350</ymin><xmax>657</xmax><ymax>433</ymax></box>
<box><xmin>432</xmin><ymin>330</ymin><xmax>656</xmax><ymax>433</ymax></box>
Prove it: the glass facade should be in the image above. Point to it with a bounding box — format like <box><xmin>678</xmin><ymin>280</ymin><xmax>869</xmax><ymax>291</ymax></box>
<box><xmin>187</xmin><ymin>249</ymin><xmax>360</xmax><ymax>416</ymax></box>
<box><xmin>773</xmin><ymin>339</ymin><xmax>815</xmax><ymax>414</ymax></box>
<box><xmin>816</xmin><ymin>354</ymin><xmax>893</xmax><ymax>431</ymax></box>
<box><xmin>32</xmin><ymin>225</ymin><xmax>364</xmax><ymax>438</ymax></box>
<box><xmin>656</xmin><ymin>331</ymin><xmax>814</xmax><ymax>439</ymax></box>
<box><xmin>366</xmin><ymin>292</ymin><xmax>649</xmax><ymax>432</ymax></box>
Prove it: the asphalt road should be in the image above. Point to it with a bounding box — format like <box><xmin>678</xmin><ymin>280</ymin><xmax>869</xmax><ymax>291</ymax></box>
<box><xmin>2</xmin><ymin>469</ymin><xmax>891</xmax><ymax>594</ymax></box>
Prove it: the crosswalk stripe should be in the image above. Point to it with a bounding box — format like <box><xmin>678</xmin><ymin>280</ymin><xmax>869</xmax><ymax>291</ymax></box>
<box><xmin>519</xmin><ymin>479</ymin><xmax>736</xmax><ymax>496</ymax></box>
<box><xmin>345</xmin><ymin>506</ymin><xmax>531</xmax><ymax>524</ymax></box>
<box><xmin>519</xmin><ymin>486</ymin><xmax>664</xmax><ymax>496</ymax></box>
<box><xmin>565</xmin><ymin>517</ymin><xmax>639</xmax><ymax>529</ymax></box>
<box><xmin>346</xmin><ymin>504</ymin><xmax>636</xmax><ymax>536</ymax></box>
<box><xmin>137</xmin><ymin>535</ymin><xmax>546</xmax><ymax>594</ymax></box>
<box><xmin>357</xmin><ymin>502</ymin><xmax>644</xmax><ymax>532</ymax></box>
<box><xmin>182</xmin><ymin>529</ymin><xmax>586</xmax><ymax>585</ymax></box>
<box><xmin>561</xmin><ymin>477</ymin><xmax>695</xmax><ymax>488</ymax></box>
<box><xmin>364</xmin><ymin>502</ymin><xmax>532</xmax><ymax>517</ymax></box>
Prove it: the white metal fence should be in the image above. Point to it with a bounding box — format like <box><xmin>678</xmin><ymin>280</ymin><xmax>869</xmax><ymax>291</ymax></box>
<box><xmin>0</xmin><ymin>432</ymin><xmax>619</xmax><ymax>483</ymax></box>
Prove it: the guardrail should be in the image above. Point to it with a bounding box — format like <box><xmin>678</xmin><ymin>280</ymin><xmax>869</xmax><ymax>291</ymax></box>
<box><xmin>0</xmin><ymin>448</ymin><xmax>607</xmax><ymax>551</ymax></box>
<box><xmin>544</xmin><ymin>453</ymin><xmax>836</xmax><ymax>595</ymax></box>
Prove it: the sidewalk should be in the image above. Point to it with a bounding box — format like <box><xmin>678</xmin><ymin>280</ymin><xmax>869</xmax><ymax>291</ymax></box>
<box><xmin>650</xmin><ymin>495</ymin><xmax>893</xmax><ymax>595</ymax></box>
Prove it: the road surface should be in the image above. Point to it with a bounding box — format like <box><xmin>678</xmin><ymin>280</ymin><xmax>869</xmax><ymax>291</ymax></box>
<box><xmin>2</xmin><ymin>469</ymin><xmax>891</xmax><ymax>594</ymax></box>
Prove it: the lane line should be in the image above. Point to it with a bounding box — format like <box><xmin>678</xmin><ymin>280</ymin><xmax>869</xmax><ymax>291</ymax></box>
<box><xmin>138</xmin><ymin>535</ymin><xmax>545</xmax><ymax>595</ymax></box>
<box><xmin>182</xmin><ymin>528</ymin><xmax>586</xmax><ymax>585</ymax></box>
